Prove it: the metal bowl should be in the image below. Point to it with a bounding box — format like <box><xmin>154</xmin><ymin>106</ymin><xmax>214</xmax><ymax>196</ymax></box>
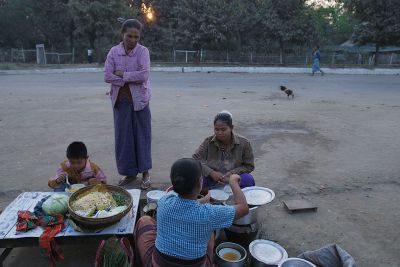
<box><xmin>278</xmin><ymin>258</ymin><xmax>316</xmax><ymax>267</ymax></box>
<box><xmin>143</xmin><ymin>202</ymin><xmax>157</xmax><ymax>218</ymax></box>
<box><xmin>215</xmin><ymin>242</ymin><xmax>247</xmax><ymax>267</ymax></box>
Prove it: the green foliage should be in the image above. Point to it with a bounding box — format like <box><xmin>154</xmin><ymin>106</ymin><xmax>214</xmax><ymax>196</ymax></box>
<box><xmin>0</xmin><ymin>0</ymin><xmax>36</xmax><ymax>47</ymax></box>
<box><xmin>112</xmin><ymin>192</ymin><xmax>126</xmax><ymax>206</ymax></box>
<box><xmin>311</xmin><ymin>2</ymin><xmax>358</xmax><ymax>45</ymax></box>
<box><xmin>344</xmin><ymin>0</ymin><xmax>400</xmax><ymax>65</ymax></box>
<box><xmin>1</xmin><ymin>0</ymin><xmax>398</xmax><ymax>64</ymax></box>
<box><xmin>69</xmin><ymin>0</ymin><xmax>134</xmax><ymax>48</ymax></box>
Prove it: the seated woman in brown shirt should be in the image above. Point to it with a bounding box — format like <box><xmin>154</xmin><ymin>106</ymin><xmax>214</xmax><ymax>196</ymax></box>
<box><xmin>193</xmin><ymin>111</ymin><xmax>255</xmax><ymax>189</ymax></box>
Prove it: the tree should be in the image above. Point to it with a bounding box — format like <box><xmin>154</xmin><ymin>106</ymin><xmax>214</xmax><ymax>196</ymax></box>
<box><xmin>147</xmin><ymin>0</ymin><xmax>258</xmax><ymax>54</ymax></box>
<box><xmin>344</xmin><ymin>0</ymin><xmax>400</xmax><ymax>65</ymax></box>
<box><xmin>256</xmin><ymin>0</ymin><xmax>317</xmax><ymax>64</ymax></box>
<box><xmin>311</xmin><ymin>2</ymin><xmax>357</xmax><ymax>45</ymax></box>
<box><xmin>69</xmin><ymin>0</ymin><xmax>134</xmax><ymax>61</ymax></box>
<box><xmin>31</xmin><ymin>0</ymin><xmax>73</xmax><ymax>50</ymax></box>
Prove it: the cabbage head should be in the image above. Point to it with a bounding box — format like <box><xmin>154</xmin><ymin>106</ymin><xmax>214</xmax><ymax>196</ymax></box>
<box><xmin>42</xmin><ymin>194</ymin><xmax>69</xmax><ymax>215</ymax></box>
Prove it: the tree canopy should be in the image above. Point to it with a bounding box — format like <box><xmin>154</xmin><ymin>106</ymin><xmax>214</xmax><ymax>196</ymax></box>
<box><xmin>1</xmin><ymin>0</ymin><xmax>397</xmax><ymax>65</ymax></box>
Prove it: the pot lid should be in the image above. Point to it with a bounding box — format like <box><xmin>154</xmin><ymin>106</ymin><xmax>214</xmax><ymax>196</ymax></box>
<box><xmin>249</xmin><ymin>239</ymin><xmax>288</xmax><ymax>264</ymax></box>
<box><xmin>242</xmin><ymin>186</ymin><xmax>275</xmax><ymax>206</ymax></box>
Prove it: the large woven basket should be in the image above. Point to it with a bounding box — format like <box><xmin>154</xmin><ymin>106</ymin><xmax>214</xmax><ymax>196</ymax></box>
<box><xmin>68</xmin><ymin>184</ymin><xmax>133</xmax><ymax>229</ymax></box>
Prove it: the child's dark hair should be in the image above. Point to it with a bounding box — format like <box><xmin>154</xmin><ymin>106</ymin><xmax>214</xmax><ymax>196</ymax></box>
<box><xmin>214</xmin><ymin>111</ymin><xmax>233</xmax><ymax>128</ymax></box>
<box><xmin>170</xmin><ymin>158</ymin><xmax>202</xmax><ymax>196</ymax></box>
<box><xmin>121</xmin><ymin>19</ymin><xmax>143</xmax><ymax>34</ymax></box>
<box><xmin>66</xmin><ymin>142</ymin><xmax>88</xmax><ymax>159</ymax></box>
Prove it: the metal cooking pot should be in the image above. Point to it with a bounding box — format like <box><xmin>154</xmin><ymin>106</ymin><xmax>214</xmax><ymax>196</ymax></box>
<box><xmin>225</xmin><ymin>196</ymin><xmax>259</xmax><ymax>225</ymax></box>
<box><xmin>233</xmin><ymin>205</ymin><xmax>259</xmax><ymax>225</ymax></box>
<box><xmin>278</xmin><ymin>258</ymin><xmax>316</xmax><ymax>267</ymax></box>
<box><xmin>215</xmin><ymin>242</ymin><xmax>247</xmax><ymax>267</ymax></box>
<box><xmin>249</xmin><ymin>240</ymin><xmax>288</xmax><ymax>267</ymax></box>
<box><xmin>225</xmin><ymin>223</ymin><xmax>260</xmax><ymax>248</ymax></box>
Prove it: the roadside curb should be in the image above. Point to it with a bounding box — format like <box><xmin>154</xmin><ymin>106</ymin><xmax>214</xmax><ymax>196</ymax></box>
<box><xmin>1</xmin><ymin>66</ymin><xmax>399</xmax><ymax>75</ymax></box>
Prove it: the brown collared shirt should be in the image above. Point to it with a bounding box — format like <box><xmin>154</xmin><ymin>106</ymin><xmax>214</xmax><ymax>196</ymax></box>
<box><xmin>193</xmin><ymin>133</ymin><xmax>255</xmax><ymax>177</ymax></box>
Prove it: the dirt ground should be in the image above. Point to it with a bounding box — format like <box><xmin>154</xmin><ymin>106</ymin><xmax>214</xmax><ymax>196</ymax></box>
<box><xmin>0</xmin><ymin>71</ymin><xmax>399</xmax><ymax>266</ymax></box>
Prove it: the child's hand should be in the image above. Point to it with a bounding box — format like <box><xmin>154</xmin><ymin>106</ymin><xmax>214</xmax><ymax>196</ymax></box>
<box><xmin>56</xmin><ymin>173</ymin><xmax>66</xmax><ymax>184</ymax></box>
<box><xmin>88</xmin><ymin>178</ymin><xmax>100</xmax><ymax>185</ymax></box>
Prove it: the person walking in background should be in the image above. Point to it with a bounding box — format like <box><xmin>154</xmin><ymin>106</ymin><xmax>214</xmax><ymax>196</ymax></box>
<box><xmin>312</xmin><ymin>45</ymin><xmax>324</xmax><ymax>76</ymax></box>
<box><xmin>87</xmin><ymin>48</ymin><xmax>93</xmax><ymax>63</ymax></box>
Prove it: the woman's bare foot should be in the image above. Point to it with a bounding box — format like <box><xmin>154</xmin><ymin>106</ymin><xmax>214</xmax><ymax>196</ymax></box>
<box><xmin>141</xmin><ymin>171</ymin><xmax>151</xmax><ymax>190</ymax></box>
<box><xmin>118</xmin><ymin>176</ymin><xmax>137</xmax><ymax>186</ymax></box>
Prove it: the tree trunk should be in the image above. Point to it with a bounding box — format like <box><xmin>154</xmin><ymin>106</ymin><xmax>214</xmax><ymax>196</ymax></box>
<box><xmin>89</xmin><ymin>34</ymin><xmax>96</xmax><ymax>51</ymax></box>
<box><xmin>235</xmin><ymin>29</ymin><xmax>242</xmax><ymax>51</ymax></box>
<box><xmin>69</xmin><ymin>20</ymin><xmax>75</xmax><ymax>50</ymax></box>
<box><xmin>279</xmin><ymin>38</ymin><xmax>286</xmax><ymax>65</ymax></box>
<box><xmin>193</xmin><ymin>43</ymin><xmax>201</xmax><ymax>64</ymax></box>
<box><xmin>374</xmin><ymin>43</ymin><xmax>379</xmax><ymax>66</ymax></box>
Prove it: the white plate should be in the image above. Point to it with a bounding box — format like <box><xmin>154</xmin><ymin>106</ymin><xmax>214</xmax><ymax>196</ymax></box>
<box><xmin>146</xmin><ymin>190</ymin><xmax>167</xmax><ymax>203</ymax></box>
<box><xmin>210</xmin><ymin>189</ymin><xmax>229</xmax><ymax>201</ymax></box>
<box><xmin>65</xmin><ymin>184</ymin><xmax>85</xmax><ymax>194</ymax></box>
<box><xmin>242</xmin><ymin>186</ymin><xmax>275</xmax><ymax>206</ymax></box>
<box><xmin>249</xmin><ymin>239</ymin><xmax>288</xmax><ymax>264</ymax></box>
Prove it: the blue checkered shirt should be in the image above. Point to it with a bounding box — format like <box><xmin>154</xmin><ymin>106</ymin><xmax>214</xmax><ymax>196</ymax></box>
<box><xmin>155</xmin><ymin>194</ymin><xmax>236</xmax><ymax>260</ymax></box>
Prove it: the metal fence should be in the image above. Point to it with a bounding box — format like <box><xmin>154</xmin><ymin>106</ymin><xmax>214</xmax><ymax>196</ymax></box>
<box><xmin>169</xmin><ymin>49</ymin><xmax>400</xmax><ymax>66</ymax></box>
<box><xmin>0</xmin><ymin>48</ymin><xmax>74</xmax><ymax>64</ymax></box>
<box><xmin>1</xmin><ymin>47</ymin><xmax>400</xmax><ymax>67</ymax></box>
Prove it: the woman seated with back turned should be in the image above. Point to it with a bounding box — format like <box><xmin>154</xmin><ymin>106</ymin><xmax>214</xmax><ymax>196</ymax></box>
<box><xmin>134</xmin><ymin>158</ymin><xmax>249</xmax><ymax>267</ymax></box>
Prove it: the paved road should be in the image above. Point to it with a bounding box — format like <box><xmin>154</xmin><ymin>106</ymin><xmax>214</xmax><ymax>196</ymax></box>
<box><xmin>0</xmin><ymin>72</ymin><xmax>399</xmax><ymax>266</ymax></box>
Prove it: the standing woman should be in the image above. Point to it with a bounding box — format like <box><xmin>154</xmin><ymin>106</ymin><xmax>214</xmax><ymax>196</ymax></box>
<box><xmin>104</xmin><ymin>19</ymin><xmax>152</xmax><ymax>189</ymax></box>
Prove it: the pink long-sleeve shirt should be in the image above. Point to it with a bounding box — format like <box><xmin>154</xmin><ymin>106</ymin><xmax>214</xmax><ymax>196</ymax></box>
<box><xmin>104</xmin><ymin>42</ymin><xmax>151</xmax><ymax>111</ymax></box>
<box><xmin>48</xmin><ymin>159</ymin><xmax>107</xmax><ymax>188</ymax></box>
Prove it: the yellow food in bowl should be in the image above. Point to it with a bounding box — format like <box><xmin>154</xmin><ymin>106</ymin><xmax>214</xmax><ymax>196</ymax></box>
<box><xmin>218</xmin><ymin>247</ymin><xmax>241</xmax><ymax>262</ymax></box>
<box><xmin>222</xmin><ymin>252</ymin><xmax>240</xmax><ymax>261</ymax></box>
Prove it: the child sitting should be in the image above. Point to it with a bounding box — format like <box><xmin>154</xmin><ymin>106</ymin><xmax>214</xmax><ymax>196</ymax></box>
<box><xmin>48</xmin><ymin>141</ymin><xmax>107</xmax><ymax>191</ymax></box>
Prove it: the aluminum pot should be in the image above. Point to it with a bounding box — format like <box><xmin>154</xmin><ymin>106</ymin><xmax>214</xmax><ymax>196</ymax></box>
<box><xmin>278</xmin><ymin>258</ymin><xmax>316</xmax><ymax>267</ymax></box>
<box><xmin>224</xmin><ymin>223</ymin><xmax>259</xmax><ymax>248</ymax></box>
<box><xmin>233</xmin><ymin>205</ymin><xmax>259</xmax><ymax>225</ymax></box>
<box><xmin>249</xmin><ymin>240</ymin><xmax>288</xmax><ymax>267</ymax></box>
<box><xmin>215</xmin><ymin>242</ymin><xmax>247</xmax><ymax>267</ymax></box>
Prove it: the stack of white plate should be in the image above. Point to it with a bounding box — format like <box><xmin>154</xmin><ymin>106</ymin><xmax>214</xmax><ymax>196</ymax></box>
<box><xmin>146</xmin><ymin>190</ymin><xmax>167</xmax><ymax>203</ymax></box>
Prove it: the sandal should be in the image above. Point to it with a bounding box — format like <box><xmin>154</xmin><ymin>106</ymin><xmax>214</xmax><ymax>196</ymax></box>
<box><xmin>118</xmin><ymin>176</ymin><xmax>137</xmax><ymax>186</ymax></box>
<box><xmin>140</xmin><ymin>176</ymin><xmax>151</xmax><ymax>190</ymax></box>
